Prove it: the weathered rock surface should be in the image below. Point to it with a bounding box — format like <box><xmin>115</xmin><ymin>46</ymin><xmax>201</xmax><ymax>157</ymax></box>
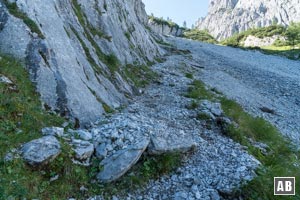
<box><xmin>42</xmin><ymin>127</ymin><xmax>64</xmax><ymax>137</ymax></box>
<box><xmin>148</xmin><ymin>19</ymin><xmax>184</xmax><ymax>37</ymax></box>
<box><xmin>97</xmin><ymin>138</ymin><xmax>149</xmax><ymax>183</ymax></box>
<box><xmin>0</xmin><ymin>0</ymin><xmax>162</xmax><ymax>125</ymax></box>
<box><xmin>72</xmin><ymin>139</ymin><xmax>94</xmax><ymax>161</ymax></box>
<box><xmin>148</xmin><ymin>130</ymin><xmax>196</xmax><ymax>155</ymax></box>
<box><xmin>21</xmin><ymin>136</ymin><xmax>61</xmax><ymax>166</ymax></box>
<box><xmin>196</xmin><ymin>0</ymin><xmax>300</xmax><ymax>40</ymax></box>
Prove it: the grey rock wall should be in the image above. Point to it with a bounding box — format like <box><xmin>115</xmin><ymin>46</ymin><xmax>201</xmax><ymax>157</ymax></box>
<box><xmin>148</xmin><ymin>19</ymin><xmax>184</xmax><ymax>37</ymax></box>
<box><xmin>196</xmin><ymin>0</ymin><xmax>300</xmax><ymax>40</ymax></box>
<box><xmin>0</xmin><ymin>0</ymin><xmax>162</xmax><ymax>125</ymax></box>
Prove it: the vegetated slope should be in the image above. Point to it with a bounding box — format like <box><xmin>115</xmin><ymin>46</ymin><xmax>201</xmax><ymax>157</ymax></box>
<box><xmin>221</xmin><ymin>24</ymin><xmax>300</xmax><ymax>59</ymax></box>
<box><xmin>0</xmin><ymin>0</ymin><xmax>162</xmax><ymax>126</ymax></box>
<box><xmin>183</xmin><ymin>29</ymin><xmax>217</xmax><ymax>44</ymax></box>
<box><xmin>196</xmin><ymin>0</ymin><xmax>300</xmax><ymax>40</ymax></box>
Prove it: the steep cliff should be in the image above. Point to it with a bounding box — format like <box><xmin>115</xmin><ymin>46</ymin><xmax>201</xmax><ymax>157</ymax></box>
<box><xmin>196</xmin><ymin>0</ymin><xmax>300</xmax><ymax>40</ymax></box>
<box><xmin>0</xmin><ymin>0</ymin><xmax>162</xmax><ymax>125</ymax></box>
<box><xmin>148</xmin><ymin>17</ymin><xmax>184</xmax><ymax>37</ymax></box>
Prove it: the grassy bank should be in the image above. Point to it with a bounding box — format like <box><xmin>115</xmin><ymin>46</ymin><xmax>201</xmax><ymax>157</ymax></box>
<box><xmin>0</xmin><ymin>55</ymin><xmax>182</xmax><ymax>199</ymax></box>
<box><xmin>185</xmin><ymin>79</ymin><xmax>300</xmax><ymax>199</ymax></box>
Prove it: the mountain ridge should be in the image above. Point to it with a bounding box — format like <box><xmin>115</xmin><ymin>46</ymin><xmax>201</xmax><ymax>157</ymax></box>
<box><xmin>196</xmin><ymin>0</ymin><xmax>300</xmax><ymax>40</ymax></box>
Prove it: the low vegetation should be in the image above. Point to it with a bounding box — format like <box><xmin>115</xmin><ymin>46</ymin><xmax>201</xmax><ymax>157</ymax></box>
<box><xmin>183</xmin><ymin>29</ymin><xmax>217</xmax><ymax>44</ymax></box>
<box><xmin>221</xmin><ymin>23</ymin><xmax>300</xmax><ymax>59</ymax></box>
<box><xmin>185</xmin><ymin>78</ymin><xmax>300</xmax><ymax>199</ymax></box>
<box><xmin>221</xmin><ymin>25</ymin><xmax>286</xmax><ymax>47</ymax></box>
<box><xmin>124</xmin><ymin>64</ymin><xmax>159</xmax><ymax>88</ymax></box>
<box><xmin>3</xmin><ymin>0</ymin><xmax>45</xmax><ymax>39</ymax></box>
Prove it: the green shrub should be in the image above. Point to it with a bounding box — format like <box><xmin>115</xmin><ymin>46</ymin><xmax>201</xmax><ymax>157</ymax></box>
<box><xmin>183</xmin><ymin>29</ymin><xmax>217</xmax><ymax>44</ymax></box>
<box><xmin>124</xmin><ymin>64</ymin><xmax>158</xmax><ymax>88</ymax></box>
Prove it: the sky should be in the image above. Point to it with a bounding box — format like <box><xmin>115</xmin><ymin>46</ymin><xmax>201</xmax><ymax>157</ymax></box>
<box><xmin>142</xmin><ymin>0</ymin><xmax>209</xmax><ymax>28</ymax></box>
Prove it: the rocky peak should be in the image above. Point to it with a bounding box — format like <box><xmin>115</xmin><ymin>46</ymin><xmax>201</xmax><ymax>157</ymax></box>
<box><xmin>196</xmin><ymin>0</ymin><xmax>300</xmax><ymax>40</ymax></box>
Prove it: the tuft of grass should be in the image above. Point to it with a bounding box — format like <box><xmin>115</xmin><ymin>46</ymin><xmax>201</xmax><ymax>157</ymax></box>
<box><xmin>124</xmin><ymin>64</ymin><xmax>159</xmax><ymax>88</ymax></box>
<box><xmin>185</xmin><ymin>100</ymin><xmax>198</xmax><ymax>110</ymax></box>
<box><xmin>183</xmin><ymin>29</ymin><xmax>217</xmax><ymax>44</ymax></box>
<box><xmin>196</xmin><ymin>112</ymin><xmax>211</xmax><ymax>121</ymax></box>
<box><xmin>184</xmin><ymin>80</ymin><xmax>214</xmax><ymax>100</ymax></box>
<box><xmin>185</xmin><ymin>73</ymin><xmax>194</xmax><ymax>79</ymax></box>
<box><xmin>4</xmin><ymin>1</ymin><xmax>45</xmax><ymax>39</ymax></box>
<box><xmin>124</xmin><ymin>32</ymin><xmax>131</xmax><ymax>40</ymax></box>
<box><xmin>102</xmin><ymin>103</ymin><xmax>114</xmax><ymax>114</ymax></box>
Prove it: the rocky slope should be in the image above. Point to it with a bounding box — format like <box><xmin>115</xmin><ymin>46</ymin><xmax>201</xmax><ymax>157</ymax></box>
<box><xmin>196</xmin><ymin>0</ymin><xmax>300</xmax><ymax>40</ymax></box>
<box><xmin>0</xmin><ymin>0</ymin><xmax>162</xmax><ymax>125</ymax></box>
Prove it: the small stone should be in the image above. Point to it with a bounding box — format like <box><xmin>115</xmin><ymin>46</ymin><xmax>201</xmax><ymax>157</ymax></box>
<box><xmin>72</xmin><ymin>139</ymin><xmax>94</xmax><ymax>161</ymax></box>
<box><xmin>174</xmin><ymin>191</ymin><xmax>188</xmax><ymax>200</ymax></box>
<box><xmin>42</xmin><ymin>127</ymin><xmax>64</xmax><ymax>137</ymax></box>
<box><xmin>76</xmin><ymin>130</ymin><xmax>93</xmax><ymax>141</ymax></box>
<box><xmin>4</xmin><ymin>152</ymin><xmax>14</xmax><ymax>162</ymax></box>
<box><xmin>50</xmin><ymin>174</ymin><xmax>59</xmax><ymax>182</ymax></box>
<box><xmin>95</xmin><ymin>143</ymin><xmax>108</xmax><ymax>160</ymax></box>
<box><xmin>80</xmin><ymin>185</ymin><xmax>88</xmax><ymax>192</ymax></box>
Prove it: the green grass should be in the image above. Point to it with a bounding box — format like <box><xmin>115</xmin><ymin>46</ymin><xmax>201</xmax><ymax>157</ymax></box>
<box><xmin>259</xmin><ymin>45</ymin><xmax>300</xmax><ymax>60</ymax></box>
<box><xmin>4</xmin><ymin>1</ymin><xmax>45</xmax><ymax>39</ymax></box>
<box><xmin>184</xmin><ymin>80</ymin><xmax>214</xmax><ymax>100</ymax></box>
<box><xmin>185</xmin><ymin>73</ymin><xmax>194</xmax><ymax>79</ymax></box>
<box><xmin>0</xmin><ymin>55</ymin><xmax>93</xmax><ymax>199</ymax></box>
<box><xmin>124</xmin><ymin>64</ymin><xmax>159</xmax><ymax>88</ymax></box>
<box><xmin>183</xmin><ymin>29</ymin><xmax>217</xmax><ymax>44</ymax></box>
<box><xmin>0</xmin><ymin>55</ymin><xmax>185</xmax><ymax>199</ymax></box>
<box><xmin>185</xmin><ymin>79</ymin><xmax>300</xmax><ymax>199</ymax></box>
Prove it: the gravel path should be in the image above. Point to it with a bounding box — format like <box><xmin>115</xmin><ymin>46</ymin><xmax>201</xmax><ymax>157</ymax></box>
<box><xmin>91</xmin><ymin>53</ymin><xmax>259</xmax><ymax>200</ymax></box>
<box><xmin>169</xmin><ymin>37</ymin><xmax>300</xmax><ymax>145</ymax></box>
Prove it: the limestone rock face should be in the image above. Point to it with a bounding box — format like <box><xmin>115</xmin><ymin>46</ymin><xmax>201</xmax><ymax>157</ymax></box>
<box><xmin>0</xmin><ymin>0</ymin><xmax>162</xmax><ymax>125</ymax></box>
<box><xmin>196</xmin><ymin>0</ymin><xmax>300</xmax><ymax>40</ymax></box>
<box><xmin>148</xmin><ymin>19</ymin><xmax>184</xmax><ymax>37</ymax></box>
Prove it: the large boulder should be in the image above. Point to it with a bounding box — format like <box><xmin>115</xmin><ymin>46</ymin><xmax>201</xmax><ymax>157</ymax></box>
<box><xmin>148</xmin><ymin>130</ymin><xmax>196</xmax><ymax>155</ymax></box>
<box><xmin>97</xmin><ymin>138</ymin><xmax>149</xmax><ymax>183</ymax></box>
<box><xmin>21</xmin><ymin>136</ymin><xmax>61</xmax><ymax>166</ymax></box>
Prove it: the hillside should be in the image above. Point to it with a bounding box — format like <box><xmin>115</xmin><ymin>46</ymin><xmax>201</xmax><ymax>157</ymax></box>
<box><xmin>0</xmin><ymin>0</ymin><xmax>162</xmax><ymax>126</ymax></box>
<box><xmin>196</xmin><ymin>0</ymin><xmax>300</xmax><ymax>40</ymax></box>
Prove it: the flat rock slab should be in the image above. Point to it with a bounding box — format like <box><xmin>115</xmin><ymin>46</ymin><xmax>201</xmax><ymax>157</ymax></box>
<box><xmin>148</xmin><ymin>130</ymin><xmax>196</xmax><ymax>155</ymax></box>
<box><xmin>21</xmin><ymin>136</ymin><xmax>61</xmax><ymax>166</ymax></box>
<box><xmin>97</xmin><ymin>138</ymin><xmax>150</xmax><ymax>183</ymax></box>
